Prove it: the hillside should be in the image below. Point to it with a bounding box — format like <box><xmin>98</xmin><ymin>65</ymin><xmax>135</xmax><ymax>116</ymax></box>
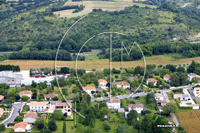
<box><xmin>0</xmin><ymin>0</ymin><xmax>200</xmax><ymax>59</ymax></box>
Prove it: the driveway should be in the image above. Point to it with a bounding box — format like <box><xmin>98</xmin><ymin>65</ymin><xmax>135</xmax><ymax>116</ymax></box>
<box><xmin>3</xmin><ymin>103</ymin><xmax>23</xmax><ymax>126</ymax></box>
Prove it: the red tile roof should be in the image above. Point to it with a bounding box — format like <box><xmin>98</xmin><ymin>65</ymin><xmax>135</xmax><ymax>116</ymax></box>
<box><xmin>83</xmin><ymin>86</ymin><xmax>96</xmax><ymax>90</ymax></box>
<box><xmin>164</xmin><ymin>74</ymin><xmax>171</xmax><ymax>79</ymax></box>
<box><xmin>98</xmin><ymin>79</ymin><xmax>108</xmax><ymax>83</ymax></box>
<box><xmin>19</xmin><ymin>90</ymin><xmax>32</xmax><ymax>95</ymax></box>
<box><xmin>131</xmin><ymin>76</ymin><xmax>139</xmax><ymax>81</ymax></box>
<box><xmin>44</xmin><ymin>94</ymin><xmax>58</xmax><ymax>98</ymax></box>
<box><xmin>23</xmin><ymin>112</ymin><xmax>37</xmax><ymax>119</ymax></box>
<box><xmin>13</xmin><ymin>122</ymin><xmax>32</xmax><ymax>130</ymax></box>
<box><xmin>107</xmin><ymin>98</ymin><xmax>120</xmax><ymax>103</ymax></box>
<box><xmin>128</xmin><ymin>104</ymin><xmax>144</xmax><ymax>108</ymax></box>
<box><xmin>0</xmin><ymin>95</ymin><xmax>4</xmax><ymax>100</ymax></box>
<box><xmin>117</xmin><ymin>81</ymin><xmax>130</xmax><ymax>85</ymax></box>
<box><xmin>147</xmin><ymin>78</ymin><xmax>158</xmax><ymax>82</ymax></box>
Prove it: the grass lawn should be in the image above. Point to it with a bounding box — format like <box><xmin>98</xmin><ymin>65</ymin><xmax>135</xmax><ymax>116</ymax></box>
<box><xmin>134</xmin><ymin>96</ymin><xmax>156</xmax><ymax>110</ymax></box>
<box><xmin>2</xmin><ymin>128</ymin><xmax>13</xmax><ymax>133</ymax></box>
<box><xmin>54</xmin><ymin>121</ymin><xmax>75</xmax><ymax>133</ymax></box>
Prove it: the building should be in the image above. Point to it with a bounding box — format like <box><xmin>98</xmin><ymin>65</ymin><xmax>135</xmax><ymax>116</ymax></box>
<box><xmin>193</xmin><ymin>104</ymin><xmax>199</xmax><ymax>109</ymax></box>
<box><xmin>118</xmin><ymin>108</ymin><xmax>125</xmax><ymax>113</ymax></box>
<box><xmin>13</xmin><ymin>122</ymin><xmax>32</xmax><ymax>132</ymax></box>
<box><xmin>193</xmin><ymin>87</ymin><xmax>200</xmax><ymax>97</ymax></box>
<box><xmin>129</xmin><ymin>76</ymin><xmax>139</xmax><ymax>82</ymax></box>
<box><xmin>0</xmin><ymin>71</ymin><xmax>23</xmax><ymax>87</ymax></box>
<box><xmin>98</xmin><ymin>79</ymin><xmax>108</xmax><ymax>90</ymax></box>
<box><xmin>23</xmin><ymin>112</ymin><xmax>37</xmax><ymax>123</ymax></box>
<box><xmin>19</xmin><ymin>91</ymin><xmax>32</xmax><ymax>99</ymax></box>
<box><xmin>83</xmin><ymin>86</ymin><xmax>96</xmax><ymax>95</ymax></box>
<box><xmin>0</xmin><ymin>108</ymin><xmax>4</xmax><ymax>117</ymax></box>
<box><xmin>29</xmin><ymin>102</ymin><xmax>46</xmax><ymax>112</ymax></box>
<box><xmin>55</xmin><ymin>102</ymin><xmax>71</xmax><ymax>116</ymax></box>
<box><xmin>188</xmin><ymin>73</ymin><xmax>200</xmax><ymax>81</ymax></box>
<box><xmin>106</xmin><ymin>98</ymin><xmax>121</xmax><ymax>110</ymax></box>
<box><xmin>147</xmin><ymin>78</ymin><xmax>158</xmax><ymax>86</ymax></box>
<box><xmin>127</xmin><ymin>104</ymin><xmax>144</xmax><ymax>114</ymax></box>
<box><xmin>156</xmin><ymin>100</ymin><xmax>167</xmax><ymax>107</ymax></box>
<box><xmin>155</xmin><ymin>93</ymin><xmax>164</xmax><ymax>101</ymax></box>
<box><xmin>117</xmin><ymin>81</ymin><xmax>130</xmax><ymax>89</ymax></box>
<box><xmin>163</xmin><ymin>74</ymin><xmax>171</xmax><ymax>82</ymax></box>
<box><xmin>44</xmin><ymin>94</ymin><xmax>58</xmax><ymax>100</ymax></box>
<box><xmin>0</xmin><ymin>95</ymin><xmax>4</xmax><ymax>102</ymax></box>
<box><xmin>182</xmin><ymin>94</ymin><xmax>191</xmax><ymax>101</ymax></box>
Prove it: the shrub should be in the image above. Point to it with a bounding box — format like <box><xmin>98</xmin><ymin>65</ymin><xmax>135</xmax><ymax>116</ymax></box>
<box><xmin>14</xmin><ymin>116</ymin><xmax>23</xmax><ymax>122</ymax></box>
<box><xmin>0</xmin><ymin>124</ymin><xmax>5</xmax><ymax>132</ymax></box>
<box><xmin>48</xmin><ymin>120</ymin><xmax>57</xmax><ymax>131</ymax></box>
<box><xmin>21</xmin><ymin>95</ymin><xmax>29</xmax><ymax>101</ymax></box>
<box><xmin>103</xmin><ymin>122</ymin><xmax>111</xmax><ymax>131</ymax></box>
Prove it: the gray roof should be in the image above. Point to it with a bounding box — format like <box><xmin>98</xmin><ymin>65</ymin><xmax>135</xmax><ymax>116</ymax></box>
<box><xmin>0</xmin><ymin>71</ymin><xmax>23</xmax><ymax>80</ymax></box>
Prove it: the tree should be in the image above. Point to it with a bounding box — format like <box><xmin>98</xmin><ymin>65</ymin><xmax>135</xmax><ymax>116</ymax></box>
<box><xmin>93</xmin><ymin>79</ymin><xmax>99</xmax><ymax>87</ymax></box>
<box><xmin>159</xmin><ymin>69</ymin><xmax>171</xmax><ymax>78</ymax></box>
<box><xmin>176</xmin><ymin>67</ymin><xmax>185</xmax><ymax>73</ymax></box>
<box><xmin>62</xmin><ymin>122</ymin><xmax>66</xmax><ymax>133</ymax></box>
<box><xmin>51</xmin><ymin>110</ymin><xmax>65</xmax><ymax>120</ymax></box>
<box><xmin>131</xmin><ymin>80</ymin><xmax>139</xmax><ymax>88</ymax></box>
<box><xmin>118</xmin><ymin>124</ymin><xmax>126</xmax><ymax>133</ymax></box>
<box><xmin>37</xmin><ymin>123</ymin><xmax>44</xmax><ymax>130</ymax></box>
<box><xmin>187</xmin><ymin>60</ymin><xmax>196</xmax><ymax>73</ymax></box>
<box><xmin>14</xmin><ymin>116</ymin><xmax>23</xmax><ymax>122</ymax></box>
<box><xmin>0</xmin><ymin>124</ymin><xmax>5</xmax><ymax>132</ymax></box>
<box><xmin>48</xmin><ymin>120</ymin><xmax>57</xmax><ymax>131</ymax></box>
<box><xmin>34</xmin><ymin>117</ymin><xmax>45</xmax><ymax>130</ymax></box>
<box><xmin>31</xmin><ymin>81</ymin><xmax>37</xmax><ymax>88</ymax></box>
<box><xmin>53</xmin><ymin>96</ymin><xmax>59</xmax><ymax>101</ymax></box>
<box><xmin>192</xmin><ymin>77</ymin><xmax>198</xmax><ymax>84</ymax></box>
<box><xmin>147</xmin><ymin>82</ymin><xmax>154</xmax><ymax>88</ymax></box>
<box><xmin>60</xmin><ymin>67</ymin><xmax>69</xmax><ymax>74</ymax></box>
<box><xmin>127</xmin><ymin>110</ymin><xmax>138</xmax><ymax>125</ymax></box>
<box><xmin>103</xmin><ymin>122</ymin><xmax>111</xmax><ymax>131</ymax></box>
<box><xmin>141</xmin><ymin>115</ymin><xmax>152</xmax><ymax>133</ymax></box>
<box><xmin>21</xmin><ymin>95</ymin><xmax>29</xmax><ymax>101</ymax></box>
<box><xmin>166</xmin><ymin>64</ymin><xmax>176</xmax><ymax>72</ymax></box>
<box><xmin>161</xmin><ymin>103</ymin><xmax>177</xmax><ymax>116</ymax></box>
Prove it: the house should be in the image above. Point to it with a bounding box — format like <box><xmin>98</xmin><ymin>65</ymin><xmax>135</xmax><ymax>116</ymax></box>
<box><xmin>13</xmin><ymin>122</ymin><xmax>32</xmax><ymax>132</ymax></box>
<box><xmin>147</xmin><ymin>78</ymin><xmax>158</xmax><ymax>86</ymax></box>
<box><xmin>156</xmin><ymin>100</ymin><xmax>167</xmax><ymax>107</ymax></box>
<box><xmin>182</xmin><ymin>94</ymin><xmax>191</xmax><ymax>101</ymax></box>
<box><xmin>127</xmin><ymin>104</ymin><xmax>144</xmax><ymax>114</ymax></box>
<box><xmin>0</xmin><ymin>95</ymin><xmax>4</xmax><ymax>102</ymax></box>
<box><xmin>44</xmin><ymin>94</ymin><xmax>58</xmax><ymax>100</ymax></box>
<box><xmin>129</xmin><ymin>76</ymin><xmax>139</xmax><ymax>82</ymax></box>
<box><xmin>0</xmin><ymin>71</ymin><xmax>23</xmax><ymax>87</ymax></box>
<box><xmin>106</xmin><ymin>98</ymin><xmax>121</xmax><ymax>110</ymax></box>
<box><xmin>188</xmin><ymin>73</ymin><xmax>200</xmax><ymax>81</ymax></box>
<box><xmin>55</xmin><ymin>102</ymin><xmax>72</xmax><ymax>116</ymax></box>
<box><xmin>193</xmin><ymin>87</ymin><xmax>200</xmax><ymax>97</ymax></box>
<box><xmin>19</xmin><ymin>91</ymin><xmax>32</xmax><ymax>99</ymax></box>
<box><xmin>98</xmin><ymin>79</ymin><xmax>108</xmax><ymax>90</ymax></box>
<box><xmin>23</xmin><ymin>112</ymin><xmax>37</xmax><ymax>123</ymax></box>
<box><xmin>83</xmin><ymin>86</ymin><xmax>96</xmax><ymax>95</ymax></box>
<box><xmin>0</xmin><ymin>108</ymin><xmax>4</xmax><ymax>117</ymax></box>
<box><xmin>117</xmin><ymin>81</ymin><xmax>130</xmax><ymax>89</ymax></box>
<box><xmin>155</xmin><ymin>93</ymin><xmax>164</xmax><ymax>101</ymax></box>
<box><xmin>173</xmin><ymin>94</ymin><xmax>182</xmax><ymax>99</ymax></box>
<box><xmin>118</xmin><ymin>108</ymin><xmax>125</xmax><ymax>113</ymax></box>
<box><xmin>163</xmin><ymin>74</ymin><xmax>171</xmax><ymax>82</ymax></box>
<box><xmin>29</xmin><ymin>102</ymin><xmax>46</xmax><ymax>112</ymax></box>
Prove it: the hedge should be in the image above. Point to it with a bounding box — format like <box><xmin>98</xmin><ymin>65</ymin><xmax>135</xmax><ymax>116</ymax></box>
<box><xmin>175</xmin><ymin>99</ymin><xmax>193</xmax><ymax>109</ymax></box>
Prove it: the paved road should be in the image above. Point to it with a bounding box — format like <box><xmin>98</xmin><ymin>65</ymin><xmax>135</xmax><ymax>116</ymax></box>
<box><xmin>91</xmin><ymin>84</ymin><xmax>196</xmax><ymax>102</ymax></box>
<box><xmin>3</xmin><ymin>103</ymin><xmax>23</xmax><ymax>126</ymax></box>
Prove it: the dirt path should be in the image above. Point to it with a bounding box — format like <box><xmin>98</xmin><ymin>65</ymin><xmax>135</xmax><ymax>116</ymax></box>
<box><xmin>171</xmin><ymin>113</ymin><xmax>179</xmax><ymax>126</ymax></box>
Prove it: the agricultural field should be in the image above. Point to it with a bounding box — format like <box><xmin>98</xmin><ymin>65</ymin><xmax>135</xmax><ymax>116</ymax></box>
<box><xmin>178</xmin><ymin>110</ymin><xmax>200</xmax><ymax>133</ymax></box>
<box><xmin>53</xmin><ymin>1</ymin><xmax>157</xmax><ymax>18</ymax></box>
<box><xmin>1</xmin><ymin>54</ymin><xmax>200</xmax><ymax>70</ymax></box>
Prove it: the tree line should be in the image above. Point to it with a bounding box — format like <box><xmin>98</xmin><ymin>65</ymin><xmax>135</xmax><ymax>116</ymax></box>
<box><xmin>0</xmin><ymin>65</ymin><xmax>20</xmax><ymax>72</ymax></box>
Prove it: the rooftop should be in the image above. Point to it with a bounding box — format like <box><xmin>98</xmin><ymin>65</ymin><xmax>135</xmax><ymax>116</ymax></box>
<box><xmin>107</xmin><ymin>98</ymin><xmax>121</xmax><ymax>103</ymax></box>
<box><xmin>157</xmin><ymin>100</ymin><xmax>166</xmax><ymax>103</ymax></box>
<box><xmin>0</xmin><ymin>71</ymin><xmax>23</xmax><ymax>80</ymax></box>
<box><xmin>147</xmin><ymin>78</ymin><xmax>158</xmax><ymax>82</ymax></box>
<box><xmin>83</xmin><ymin>86</ymin><xmax>96</xmax><ymax>90</ymax></box>
<box><xmin>23</xmin><ymin>112</ymin><xmax>37</xmax><ymax>119</ymax></box>
<box><xmin>163</xmin><ymin>74</ymin><xmax>171</xmax><ymax>79</ymax></box>
<box><xmin>55</xmin><ymin>102</ymin><xmax>71</xmax><ymax>107</ymax></box>
<box><xmin>0</xmin><ymin>108</ymin><xmax>3</xmax><ymax>114</ymax></box>
<box><xmin>128</xmin><ymin>104</ymin><xmax>144</xmax><ymax>108</ymax></box>
<box><xmin>44</xmin><ymin>94</ymin><xmax>58</xmax><ymax>98</ymax></box>
<box><xmin>13</xmin><ymin>122</ymin><xmax>32</xmax><ymax>130</ymax></box>
<box><xmin>29</xmin><ymin>102</ymin><xmax>46</xmax><ymax>106</ymax></box>
<box><xmin>98</xmin><ymin>79</ymin><xmax>108</xmax><ymax>83</ymax></box>
<box><xmin>19</xmin><ymin>90</ymin><xmax>32</xmax><ymax>95</ymax></box>
<box><xmin>155</xmin><ymin>93</ymin><xmax>164</xmax><ymax>98</ymax></box>
<box><xmin>0</xmin><ymin>95</ymin><xmax>4</xmax><ymax>100</ymax></box>
<box><xmin>117</xmin><ymin>81</ymin><xmax>130</xmax><ymax>86</ymax></box>
<box><xmin>131</xmin><ymin>76</ymin><xmax>139</xmax><ymax>81</ymax></box>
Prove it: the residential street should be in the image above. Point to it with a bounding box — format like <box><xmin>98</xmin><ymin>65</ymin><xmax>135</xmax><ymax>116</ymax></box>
<box><xmin>3</xmin><ymin>103</ymin><xmax>23</xmax><ymax>126</ymax></box>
